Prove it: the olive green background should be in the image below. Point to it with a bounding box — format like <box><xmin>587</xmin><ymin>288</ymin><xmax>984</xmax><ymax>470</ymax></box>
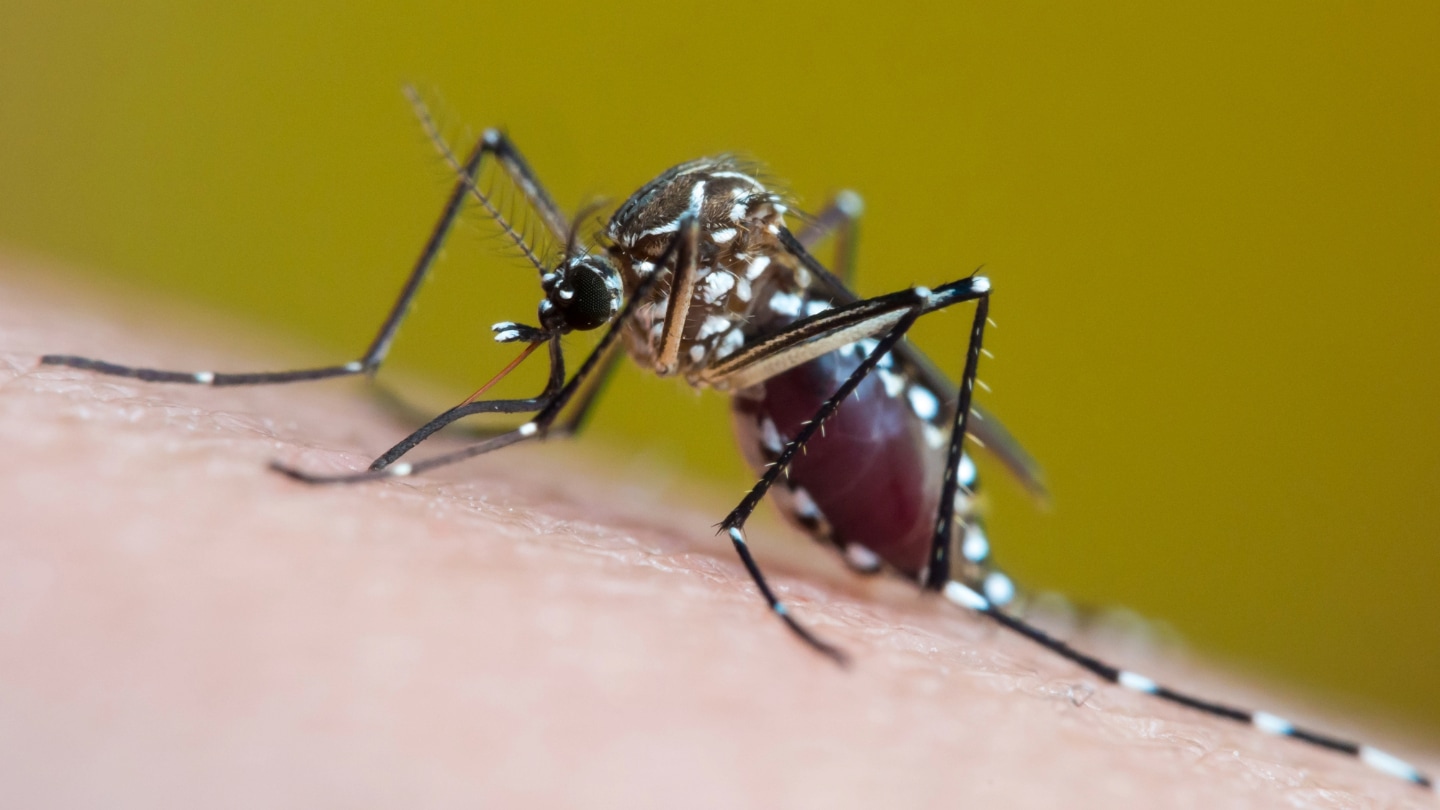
<box><xmin>3</xmin><ymin>2</ymin><xmax>1437</xmax><ymax>733</ymax></box>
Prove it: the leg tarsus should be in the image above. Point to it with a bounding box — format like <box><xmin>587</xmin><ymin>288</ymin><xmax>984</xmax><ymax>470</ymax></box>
<box><xmin>368</xmin><ymin>337</ymin><xmax>566</xmax><ymax>471</ymax></box>
<box><xmin>715</xmin><ymin>290</ymin><xmax>937</xmax><ymax>665</ymax></box>
<box><xmin>924</xmin><ymin>289</ymin><xmax>990</xmax><ymax>592</ymax></box>
<box><xmin>728</xmin><ymin>527</ymin><xmax>848</xmax><ymax>666</ymax></box>
<box><xmin>941</xmin><ymin>580</ymin><xmax>1435</xmax><ymax>790</ymax></box>
<box><xmin>271</xmin><ymin>216</ymin><xmax>684</xmax><ymax>487</ymax></box>
<box><xmin>39</xmin><ymin>130</ymin><xmax>502</xmax><ymax>388</ymax></box>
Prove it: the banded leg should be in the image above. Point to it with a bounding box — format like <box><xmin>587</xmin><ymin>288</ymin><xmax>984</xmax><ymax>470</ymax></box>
<box><xmin>940</xmin><ymin>582</ymin><xmax>1434</xmax><ymax>791</ymax></box>
<box><xmin>41</xmin><ymin>119</ymin><xmax>565</xmax><ymax>387</ymax></box>
<box><xmin>271</xmin><ymin>219</ymin><xmax>689</xmax><ymax>485</ymax></box>
<box><xmin>366</xmin><ymin>333</ymin><xmax>624</xmax><ymax>471</ymax></box>
<box><xmin>929</xmin><ymin>286</ymin><xmax>1431</xmax><ymax>788</ymax></box>
<box><xmin>355</xmin><ymin>92</ymin><xmax>623</xmax><ymax>468</ymax></box>
<box><xmin>791</xmin><ymin>202</ymin><xmax>1020</xmax><ymax>603</ymax></box>
<box><xmin>921</xmin><ymin>287</ymin><xmax>1018</xmax><ymax>604</ymax></box>
<box><xmin>716</xmin><ymin>263</ymin><xmax>1435</xmax><ymax>786</ymax></box>
<box><xmin>922</xmin><ymin>286</ymin><xmax>990</xmax><ymax>591</ymax></box>
<box><xmin>781</xmin><ymin>206</ymin><xmax>1013</xmax><ymax>594</ymax></box>
<box><xmin>367</xmin><ymin>334</ymin><xmax>567</xmax><ymax>471</ymax></box>
<box><xmin>716</xmin><ymin>277</ymin><xmax>993</xmax><ymax>662</ymax></box>
<box><xmin>404</xmin><ymin>87</ymin><xmax>569</xmax><ymax>272</ymax></box>
<box><xmin>780</xmin><ymin>222</ymin><xmax>1049</xmax><ymax>501</ymax></box>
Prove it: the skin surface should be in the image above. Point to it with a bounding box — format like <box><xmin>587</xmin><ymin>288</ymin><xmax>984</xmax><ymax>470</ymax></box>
<box><xmin>1</xmin><ymin>259</ymin><xmax>1435</xmax><ymax>809</ymax></box>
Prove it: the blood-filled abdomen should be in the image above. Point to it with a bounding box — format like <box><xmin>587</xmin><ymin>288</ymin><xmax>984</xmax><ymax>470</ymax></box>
<box><xmin>729</xmin><ymin>338</ymin><xmax>949</xmax><ymax>578</ymax></box>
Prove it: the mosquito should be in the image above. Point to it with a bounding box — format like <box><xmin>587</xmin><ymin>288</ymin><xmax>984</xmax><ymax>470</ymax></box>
<box><xmin>39</xmin><ymin>89</ymin><xmax>1433</xmax><ymax>792</ymax></box>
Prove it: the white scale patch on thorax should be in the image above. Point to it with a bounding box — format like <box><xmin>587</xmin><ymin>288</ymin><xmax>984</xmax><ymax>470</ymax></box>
<box><xmin>715</xmin><ymin>328</ymin><xmax>746</xmax><ymax>359</ymax></box>
<box><xmin>696</xmin><ymin>314</ymin><xmax>732</xmax><ymax>341</ymax></box>
<box><xmin>744</xmin><ymin>255</ymin><xmax>771</xmax><ymax>280</ymax></box>
<box><xmin>608</xmin><ymin>159</ymin><xmax>804</xmax><ymax>379</ymax></box>
<box><xmin>700</xmin><ymin>271</ymin><xmax>736</xmax><ymax>303</ymax></box>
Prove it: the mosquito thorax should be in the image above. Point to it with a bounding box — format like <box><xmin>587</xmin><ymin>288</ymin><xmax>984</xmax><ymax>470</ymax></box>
<box><xmin>604</xmin><ymin>157</ymin><xmax>810</xmax><ymax>379</ymax></box>
<box><xmin>538</xmin><ymin>255</ymin><xmax>623</xmax><ymax>333</ymax></box>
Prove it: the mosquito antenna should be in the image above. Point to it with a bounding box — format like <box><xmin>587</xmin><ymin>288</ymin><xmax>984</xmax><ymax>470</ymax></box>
<box><xmin>403</xmin><ymin>86</ymin><xmax>548</xmax><ymax>275</ymax></box>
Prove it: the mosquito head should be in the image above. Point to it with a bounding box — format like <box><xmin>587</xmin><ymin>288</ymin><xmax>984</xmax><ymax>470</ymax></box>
<box><xmin>538</xmin><ymin>254</ymin><xmax>622</xmax><ymax>333</ymax></box>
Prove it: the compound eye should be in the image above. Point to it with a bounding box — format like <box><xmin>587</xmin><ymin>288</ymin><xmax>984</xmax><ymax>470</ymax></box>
<box><xmin>561</xmin><ymin>265</ymin><xmax>613</xmax><ymax>328</ymax></box>
<box><xmin>542</xmin><ymin>257</ymin><xmax>620</xmax><ymax>333</ymax></box>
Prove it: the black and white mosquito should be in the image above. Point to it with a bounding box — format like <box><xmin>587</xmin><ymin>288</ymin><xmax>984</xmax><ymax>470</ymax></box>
<box><xmin>39</xmin><ymin>89</ymin><xmax>1433</xmax><ymax>793</ymax></box>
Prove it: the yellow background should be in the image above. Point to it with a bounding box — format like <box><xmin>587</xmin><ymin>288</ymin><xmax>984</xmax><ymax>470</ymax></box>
<box><xmin>2</xmin><ymin>2</ymin><xmax>1437</xmax><ymax>732</ymax></box>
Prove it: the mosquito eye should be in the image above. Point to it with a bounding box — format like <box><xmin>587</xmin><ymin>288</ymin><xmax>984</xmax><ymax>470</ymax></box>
<box><xmin>543</xmin><ymin>258</ymin><xmax>619</xmax><ymax>333</ymax></box>
<box><xmin>562</xmin><ymin>266</ymin><xmax>615</xmax><ymax>331</ymax></box>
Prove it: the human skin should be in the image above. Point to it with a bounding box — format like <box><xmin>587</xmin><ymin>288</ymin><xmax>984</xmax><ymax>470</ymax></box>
<box><xmin>0</xmin><ymin>261</ymin><xmax>1434</xmax><ymax>809</ymax></box>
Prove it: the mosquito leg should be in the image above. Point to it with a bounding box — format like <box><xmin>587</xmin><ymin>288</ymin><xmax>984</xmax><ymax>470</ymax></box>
<box><xmin>41</xmin><ymin>129</ymin><xmax>516</xmax><ymax>387</ymax></box>
<box><xmin>725</xmin><ymin>527</ymin><xmax>849</xmax><ymax>664</ymax></box>
<box><xmin>787</xmin><ymin>220</ymin><xmax>1051</xmax><ymax>501</ymax></box>
<box><xmin>367</xmin><ymin>336</ymin><xmax>567</xmax><ymax>471</ymax></box>
<box><xmin>792</xmin><ymin>190</ymin><xmax>864</xmax><ymax>286</ymax></box>
<box><xmin>719</xmin><ymin>289</ymin><xmax>930</xmax><ymax>664</ymax></box>
<box><xmin>790</xmin><ymin>192</ymin><xmax>1030</xmax><ymax>583</ymax></box>
<box><xmin>546</xmin><ymin>344</ymin><xmax>623</xmax><ymax>438</ymax></box>
<box><xmin>951</xmin><ymin>492</ymin><xmax>1019</xmax><ymax>609</ymax></box>
<box><xmin>917</xmin><ymin>281</ymin><xmax>1429</xmax><ymax>788</ymax></box>
<box><xmin>896</xmin><ymin>278</ymin><xmax>1017</xmax><ymax>604</ymax></box>
<box><xmin>653</xmin><ymin>212</ymin><xmax>701</xmax><ymax>376</ymax></box>
<box><xmin>922</xmin><ymin>284</ymin><xmax>990</xmax><ymax>591</ymax></box>
<box><xmin>365</xmin><ymin>326</ymin><xmax>621</xmax><ymax>469</ymax></box>
<box><xmin>775</xmin><ymin>227</ymin><xmax>858</xmax><ymax>307</ymax></box>
<box><xmin>713</xmin><ymin>275</ymin><xmax>994</xmax><ymax>660</ymax></box>
<box><xmin>372</xmin><ymin>336</ymin><xmax>623</xmax><ymax>462</ymax></box>
<box><xmin>404</xmin><ymin>87</ymin><xmax>569</xmax><ymax>271</ymax></box>
<box><xmin>699</xmin><ymin>274</ymin><xmax>990</xmax><ymax>392</ymax></box>
<box><xmin>939</xmin><ymin>580</ymin><xmax>1434</xmax><ymax>790</ymax></box>
<box><xmin>362</xmin><ymin>380</ymin><xmax>510</xmax><ymax>442</ymax></box>
<box><xmin>271</xmin><ymin>218</ymin><xmax>686</xmax><ymax>485</ymax></box>
<box><xmin>786</xmin><ymin>197</ymin><xmax>1047</xmax><ymax>502</ymax></box>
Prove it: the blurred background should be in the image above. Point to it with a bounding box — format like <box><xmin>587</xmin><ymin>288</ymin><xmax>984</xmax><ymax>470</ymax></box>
<box><xmin>2</xmin><ymin>1</ymin><xmax>1436</xmax><ymax>733</ymax></box>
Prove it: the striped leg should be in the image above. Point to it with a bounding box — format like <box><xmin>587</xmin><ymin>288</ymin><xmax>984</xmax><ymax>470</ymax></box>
<box><xmin>920</xmin><ymin>282</ymin><xmax>990</xmax><ymax>592</ymax></box>
<box><xmin>926</xmin><ymin>277</ymin><xmax>1430</xmax><ymax>789</ymax></box>
<box><xmin>365</xmin><ymin>334</ymin><xmax>567</xmax><ymax>472</ymax></box>
<box><xmin>918</xmin><ymin>284</ymin><xmax>1019</xmax><ymax>608</ymax></box>
<box><xmin>720</xmin><ymin>297</ymin><xmax>927</xmax><ymax>666</ymax></box>
<box><xmin>365</xmin><ymin>332</ymin><xmax>624</xmax><ymax>472</ymax></box>
<box><xmin>42</xmin><ymin>90</ymin><xmax>567</xmax><ymax>391</ymax></box>
<box><xmin>271</xmin><ymin>219</ymin><xmax>686</xmax><ymax>486</ymax></box>
<box><xmin>715</xmin><ymin>277</ymin><xmax>993</xmax><ymax>663</ymax></box>
<box><xmin>940</xmin><ymin>581</ymin><xmax>1434</xmax><ymax>790</ymax></box>
<box><xmin>41</xmin><ymin>132</ymin><xmax>551</xmax><ymax>387</ymax></box>
<box><xmin>791</xmin><ymin>199</ymin><xmax>1020</xmax><ymax>605</ymax></box>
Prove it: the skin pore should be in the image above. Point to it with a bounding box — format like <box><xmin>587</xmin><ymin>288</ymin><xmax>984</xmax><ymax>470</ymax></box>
<box><xmin>1</xmin><ymin>261</ymin><xmax>1434</xmax><ymax>809</ymax></box>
